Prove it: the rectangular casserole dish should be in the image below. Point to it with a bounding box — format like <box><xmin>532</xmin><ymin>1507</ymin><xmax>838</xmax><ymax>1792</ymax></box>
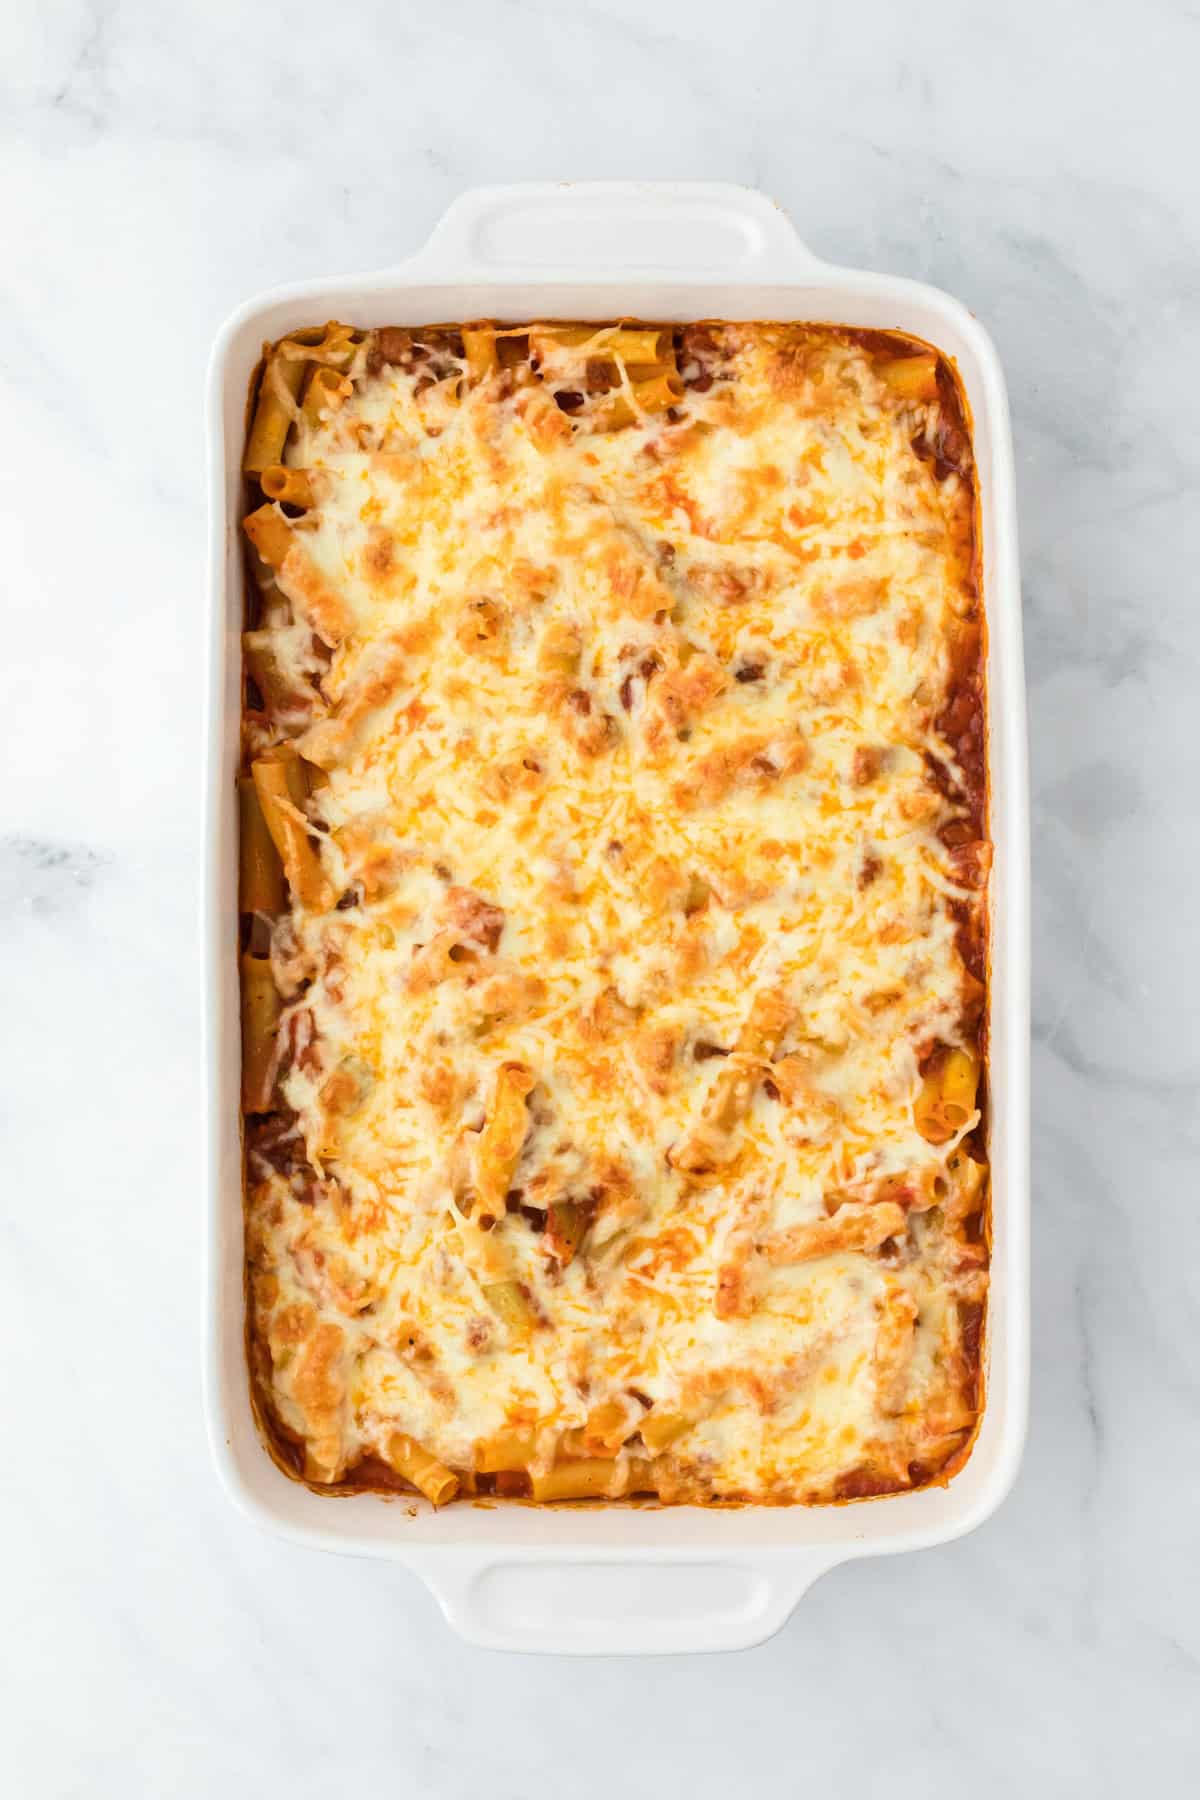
<box><xmin>204</xmin><ymin>182</ymin><xmax>1029</xmax><ymax>1654</ymax></box>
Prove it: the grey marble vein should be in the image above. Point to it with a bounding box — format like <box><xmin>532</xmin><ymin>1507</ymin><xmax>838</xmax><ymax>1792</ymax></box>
<box><xmin>1</xmin><ymin>0</ymin><xmax>1198</xmax><ymax>1792</ymax></box>
<box><xmin>0</xmin><ymin>836</ymin><xmax>106</xmax><ymax>918</ymax></box>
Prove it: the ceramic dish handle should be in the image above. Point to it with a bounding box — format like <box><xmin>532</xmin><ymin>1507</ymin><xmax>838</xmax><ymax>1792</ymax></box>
<box><xmin>404</xmin><ymin>182</ymin><xmax>825</xmax><ymax>280</ymax></box>
<box><xmin>420</xmin><ymin>1551</ymin><xmax>839</xmax><ymax>1655</ymax></box>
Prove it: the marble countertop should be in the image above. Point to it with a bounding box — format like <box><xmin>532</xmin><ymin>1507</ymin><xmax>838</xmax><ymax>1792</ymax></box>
<box><xmin>4</xmin><ymin>0</ymin><xmax>1198</xmax><ymax>1789</ymax></box>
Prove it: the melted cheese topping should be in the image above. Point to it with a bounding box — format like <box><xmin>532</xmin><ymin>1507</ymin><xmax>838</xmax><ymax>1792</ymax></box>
<box><xmin>243</xmin><ymin>322</ymin><xmax>988</xmax><ymax>1504</ymax></box>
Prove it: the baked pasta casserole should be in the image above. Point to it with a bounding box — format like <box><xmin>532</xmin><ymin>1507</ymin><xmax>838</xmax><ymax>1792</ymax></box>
<box><xmin>238</xmin><ymin>318</ymin><xmax>989</xmax><ymax>1506</ymax></box>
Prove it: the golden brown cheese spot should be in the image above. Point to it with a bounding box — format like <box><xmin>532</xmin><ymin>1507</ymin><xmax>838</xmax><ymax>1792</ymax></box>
<box><xmin>456</xmin><ymin>594</ymin><xmax>510</xmax><ymax>652</ymax></box>
<box><xmin>642</xmin><ymin>653</ymin><xmax>729</xmax><ymax>753</ymax></box>
<box><xmin>517</xmin><ymin>386</ymin><xmax>572</xmax><ymax>450</ymax></box>
<box><xmin>596</xmin><ymin>535</ymin><xmax>675</xmax><ymax>621</ymax></box>
<box><xmin>278</xmin><ymin>542</ymin><xmax>354</xmax><ymax>646</ymax></box>
<box><xmin>815</xmin><ymin>578</ymin><xmax>888</xmax><ymax>621</ymax></box>
<box><xmin>443</xmin><ymin>885</ymin><xmax>505</xmax><ymax>952</ymax></box>
<box><xmin>301</xmin><ymin>634</ymin><xmax>417</xmax><ymax>768</ymax></box>
<box><xmin>510</xmin><ymin>559</ymin><xmax>558</xmax><ymax>604</ymax></box>
<box><xmin>633</xmin><ymin>1023</ymin><xmax>678</xmax><ymax>1095</ymax></box>
<box><xmin>361</xmin><ymin>527</ymin><xmax>396</xmax><ymax>588</ymax></box>
<box><xmin>852</xmin><ymin>746</ymin><xmax>886</xmax><ymax>786</ymax></box>
<box><xmin>334</xmin><ymin>814</ymin><xmax>414</xmax><ymax>900</ymax></box>
<box><xmin>268</xmin><ymin>1299</ymin><xmax>317</xmax><ymax>1362</ymax></box>
<box><xmin>419</xmin><ymin>1058</ymin><xmax>466</xmax><ymax>1119</ymax></box>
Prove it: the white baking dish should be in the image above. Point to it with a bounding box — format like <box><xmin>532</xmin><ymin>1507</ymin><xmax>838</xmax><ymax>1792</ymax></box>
<box><xmin>204</xmin><ymin>183</ymin><xmax>1029</xmax><ymax>1655</ymax></box>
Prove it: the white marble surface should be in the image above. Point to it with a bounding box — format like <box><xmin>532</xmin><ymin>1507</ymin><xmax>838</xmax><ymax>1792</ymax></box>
<box><xmin>3</xmin><ymin>0</ymin><xmax>1198</xmax><ymax>1788</ymax></box>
